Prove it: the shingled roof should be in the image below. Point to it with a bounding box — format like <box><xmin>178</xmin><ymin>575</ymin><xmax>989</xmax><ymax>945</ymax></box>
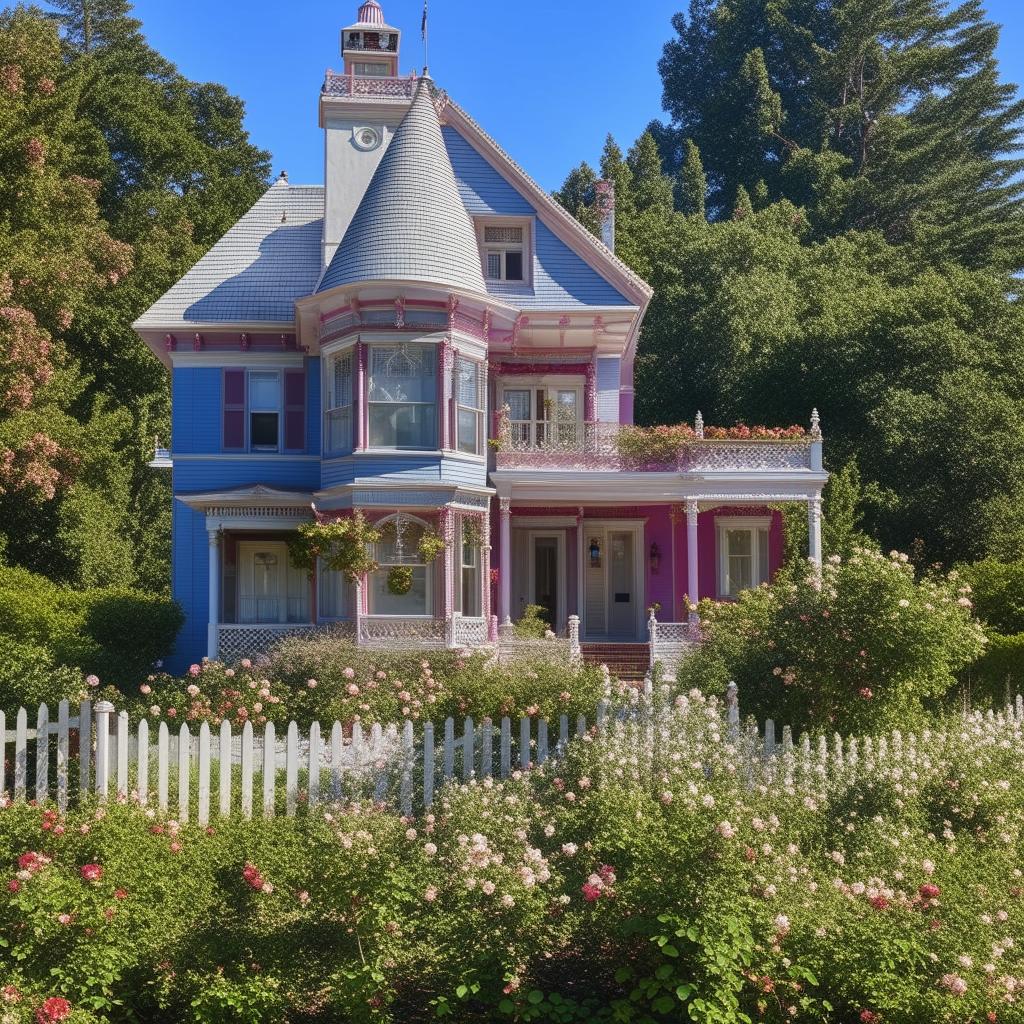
<box><xmin>133</xmin><ymin>181</ymin><xmax>324</xmax><ymax>328</ymax></box>
<box><xmin>318</xmin><ymin>76</ymin><xmax>486</xmax><ymax>296</ymax></box>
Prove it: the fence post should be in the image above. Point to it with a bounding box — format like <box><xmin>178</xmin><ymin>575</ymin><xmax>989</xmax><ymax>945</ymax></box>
<box><xmin>0</xmin><ymin>710</ymin><xmax>5</xmax><ymax>798</ymax></box>
<box><xmin>56</xmin><ymin>701</ymin><xmax>69</xmax><ymax>812</ymax></box>
<box><xmin>198</xmin><ymin>722</ymin><xmax>211</xmax><ymax>826</ymax></box>
<box><xmin>647</xmin><ymin>612</ymin><xmax>657</xmax><ymax>674</ymax></box>
<box><xmin>726</xmin><ymin>682</ymin><xmax>739</xmax><ymax>742</ymax></box>
<box><xmin>400</xmin><ymin>720</ymin><xmax>414</xmax><ymax>815</ymax></box>
<box><xmin>137</xmin><ymin>719</ymin><xmax>149</xmax><ymax>807</ymax></box>
<box><xmin>423</xmin><ymin>721</ymin><xmax>435</xmax><ymax>808</ymax></box>
<box><xmin>117</xmin><ymin>711</ymin><xmax>129</xmax><ymax>800</ymax></box>
<box><xmin>568</xmin><ymin>615</ymin><xmax>581</xmax><ymax>668</ymax></box>
<box><xmin>35</xmin><ymin>704</ymin><xmax>49</xmax><ymax>804</ymax></box>
<box><xmin>78</xmin><ymin>700</ymin><xmax>92</xmax><ymax>798</ymax></box>
<box><xmin>93</xmin><ymin>700</ymin><xmax>114</xmax><ymax>801</ymax></box>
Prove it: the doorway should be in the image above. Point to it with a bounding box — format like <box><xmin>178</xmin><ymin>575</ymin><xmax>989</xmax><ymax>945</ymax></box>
<box><xmin>527</xmin><ymin>532</ymin><xmax>566</xmax><ymax>633</ymax></box>
<box><xmin>580</xmin><ymin>523</ymin><xmax>643</xmax><ymax>641</ymax></box>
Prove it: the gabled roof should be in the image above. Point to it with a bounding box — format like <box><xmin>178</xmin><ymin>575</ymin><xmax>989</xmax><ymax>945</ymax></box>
<box><xmin>318</xmin><ymin>77</ymin><xmax>486</xmax><ymax>296</ymax></box>
<box><xmin>133</xmin><ymin>181</ymin><xmax>324</xmax><ymax>328</ymax></box>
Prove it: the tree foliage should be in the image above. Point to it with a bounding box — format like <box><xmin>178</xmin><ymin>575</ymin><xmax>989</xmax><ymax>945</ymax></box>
<box><xmin>653</xmin><ymin>0</ymin><xmax>1024</xmax><ymax>273</ymax></box>
<box><xmin>0</xmin><ymin>2</ymin><xmax>270</xmax><ymax>591</ymax></box>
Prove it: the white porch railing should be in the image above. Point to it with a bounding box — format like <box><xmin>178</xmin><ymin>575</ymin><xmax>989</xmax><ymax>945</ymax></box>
<box><xmin>322</xmin><ymin>70</ymin><xmax>417</xmax><ymax>100</ymax></box>
<box><xmin>218</xmin><ymin>624</ymin><xmax>318</xmax><ymax>663</ymax></box>
<box><xmin>451</xmin><ymin>614</ymin><xmax>488</xmax><ymax>648</ymax></box>
<box><xmin>357</xmin><ymin>616</ymin><xmax>448</xmax><ymax>649</ymax></box>
<box><xmin>647</xmin><ymin>614</ymin><xmax>699</xmax><ymax>681</ymax></box>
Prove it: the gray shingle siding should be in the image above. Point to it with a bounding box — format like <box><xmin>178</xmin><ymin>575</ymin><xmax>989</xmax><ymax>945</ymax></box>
<box><xmin>318</xmin><ymin>80</ymin><xmax>486</xmax><ymax>295</ymax></box>
<box><xmin>136</xmin><ymin>182</ymin><xmax>324</xmax><ymax>326</ymax></box>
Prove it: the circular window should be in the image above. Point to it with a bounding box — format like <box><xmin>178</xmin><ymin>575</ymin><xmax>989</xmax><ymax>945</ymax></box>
<box><xmin>353</xmin><ymin>126</ymin><xmax>381</xmax><ymax>151</ymax></box>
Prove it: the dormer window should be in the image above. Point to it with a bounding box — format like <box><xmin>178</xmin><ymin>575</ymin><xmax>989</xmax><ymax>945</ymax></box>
<box><xmin>480</xmin><ymin>221</ymin><xmax>530</xmax><ymax>284</ymax></box>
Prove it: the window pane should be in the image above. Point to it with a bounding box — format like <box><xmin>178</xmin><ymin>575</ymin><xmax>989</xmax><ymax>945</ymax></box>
<box><xmin>369</xmin><ymin>567</ymin><xmax>429</xmax><ymax>615</ymax></box>
<box><xmin>250</xmin><ymin>412</ymin><xmax>278</xmax><ymax>449</ymax></box>
<box><xmin>725</xmin><ymin>530</ymin><xmax>753</xmax><ymax>596</ymax></box>
<box><xmin>461</xmin><ymin>566</ymin><xmax>480</xmax><ymax>616</ymax></box>
<box><xmin>457</xmin><ymin>409</ymin><xmax>478</xmax><ymax>454</ymax></box>
<box><xmin>727</xmin><ymin>529</ymin><xmax>752</xmax><ymax>556</ymax></box>
<box><xmin>504</xmin><ymin>250</ymin><xmax>524</xmax><ymax>281</ymax></box>
<box><xmin>369</xmin><ymin>403</ymin><xmax>437</xmax><ymax>449</ymax></box>
<box><xmin>249</xmin><ymin>372</ymin><xmax>279</xmax><ymax>410</ymax></box>
<box><xmin>318</xmin><ymin>565</ymin><xmax>347</xmax><ymax>620</ymax></box>
<box><xmin>333</xmin><ymin>353</ymin><xmax>353</xmax><ymax>407</ymax></box>
<box><xmin>504</xmin><ymin>389</ymin><xmax>530</xmax><ymax>421</ymax></box>
<box><xmin>327</xmin><ymin>407</ymin><xmax>352</xmax><ymax>451</ymax></box>
<box><xmin>486</xmin><ymin>252</ymin><xmax>501</xmax><ymax>279</ymax></box>
<box><xmin>456</xmin><ymin>359</ymin><xmax>480</xmax><ymax>409</ymax></box>
<box><xmin>369</xmin><ymin>344</ymin><xmax>436</xmax><ymax>404</ymax></box>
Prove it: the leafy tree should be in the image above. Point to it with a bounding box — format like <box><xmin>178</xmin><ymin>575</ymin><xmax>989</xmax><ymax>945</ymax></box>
<box><xmin>675</xmin><ymin>138</ymin><xmax>707</xmax><ymax>218</ymax></box>
<box><xmin>654</xmin><ymin>0</ymin><xmax>1024</xmax><ymax>272</ymax></box>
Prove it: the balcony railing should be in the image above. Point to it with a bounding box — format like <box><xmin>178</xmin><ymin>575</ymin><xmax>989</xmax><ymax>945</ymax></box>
<box><xmin>323</xmin><ymin>71</ymin><xmax>417</xmax><ymax>101</ymax></box>
<box><xmin>493</xmin><ymin>414</ymin><xmax>820</xmax><ymax>473</ymax></box>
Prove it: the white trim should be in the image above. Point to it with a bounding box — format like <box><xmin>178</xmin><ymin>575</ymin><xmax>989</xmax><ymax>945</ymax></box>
<box><xmin>511</xmin><ymin>516</ymin><xmax>577</xmax><ymax>529</ymax></box>
<box><xmin>475</xmin><ymin>215</ymin><xmax>533</xmax><ymax>288</ymax></box>
<box><xmin>526</xmin><ymin>530</ymin><xmax>567</xmax><ymax>634</ymax></box>
<box><xmin>715</xmin><ymin>517</ymin><xmax>772</xmax><ymax>600</ymax></box>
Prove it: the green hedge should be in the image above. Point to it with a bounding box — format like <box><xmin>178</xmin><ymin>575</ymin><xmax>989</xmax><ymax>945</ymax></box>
<box><xmin>964</xmin><ymin>631</ymin><xmax>1024</xmax><ymax>708</ymax></box>
<box><xmin>0</xmin><ymin>567</ymin><xmax>183</xmax><ymax>699</ymax></box>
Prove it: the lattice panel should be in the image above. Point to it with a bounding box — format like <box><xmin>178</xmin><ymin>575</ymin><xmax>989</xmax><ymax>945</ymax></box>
<box><xmin>218</xmin><ymin>626</ymin><xmax>317</xmax><ymax>664</ymax></box>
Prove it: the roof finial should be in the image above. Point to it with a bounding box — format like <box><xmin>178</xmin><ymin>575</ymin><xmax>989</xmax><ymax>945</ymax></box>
<box><xmin>278</xmin><ymin>169</ymin><xmax>288</xmax><ymax>182</ymax></box>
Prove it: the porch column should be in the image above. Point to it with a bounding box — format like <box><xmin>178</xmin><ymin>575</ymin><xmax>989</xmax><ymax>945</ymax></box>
<box><xmin>355</xmin><ymin>341</ymin><xmax>367</xmax><ymax>450</ymax></box>
<box><xmin>499</xmin><ymin>498</ymin><xmax>512</xmax><ymax>627</ymax></box>
<box><xmin>207</xmin><ymin>528</ymin><xmax>221</xmax><ymax>660</ymax></box>
<box><xmin>808</xmin><ymin>496</ymin><xmax>823</xmax><ymax>569</ymax></box>
<box><xmin>440</xmin><ymin>506</ymin><xmax>455</xmax><ymax>621</ymax></box>
<box><xmin>685</xmin><ymin>500</ymin><xmax>699</xmax><ymax>623</ymax></box>
<box><xmin>481</xmin><ymin>508</ymin><xmax>493</xmax><ymax>635</ymax></box>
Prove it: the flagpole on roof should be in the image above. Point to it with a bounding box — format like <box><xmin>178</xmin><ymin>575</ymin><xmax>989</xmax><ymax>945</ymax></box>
<box><xmin>422</xmin><ymin>0</ymin><xmax>429</xmax><ymax>73</ymax></box>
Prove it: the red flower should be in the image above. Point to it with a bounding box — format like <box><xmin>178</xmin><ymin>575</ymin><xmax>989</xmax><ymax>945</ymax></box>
<box><xmin>859</xmin><ymin>1012</ymin><xmax>879</xmax><ymax>1024</ymax></box>
<box><xmin>870</xmin><ymin>895</ymin><xmax>889</xmax><ymax>911</ymax></box>
<box><xmin>242</xmin><ymin>863</ymin><xmax>265</xmax><ymax>890</ymax></box>
<box><xmin>7</xmin><ymin>879</ymin><xmax>20</xmax><ymax>893</ymax></box>
<box><xmin>18</xmin><ymin>852</ymin><xmax>42</xmax><ymax>873</ymax></box>
<box><xmin>919</xmin><ymin>883</ymin><xmax>940</xmax><ymax>901</ymax></box>
<box><xmin>36</xmin><ymin>997</ymin><xmax>72</xmax><ymax>1023</ymax></box>
<box><xmin>114</xmin><ymin>888</ymin><xmax>128</xmax><ymax>900</ymax></box>
<box><xmin>79</xmin><ymin>863</ymin><xmax>103</xmax><ymax>883</ymax></box>
<box><xmin>581</xmin><ymin>883</ymin><xmax>602</xmax><ymax>902</ymax></box>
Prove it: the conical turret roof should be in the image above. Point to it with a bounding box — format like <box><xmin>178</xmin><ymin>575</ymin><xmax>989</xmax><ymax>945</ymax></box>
<box><xmin>319</xmin><ymin>78</ymin><xmax>486</xmax><ymax>296</ymax></box>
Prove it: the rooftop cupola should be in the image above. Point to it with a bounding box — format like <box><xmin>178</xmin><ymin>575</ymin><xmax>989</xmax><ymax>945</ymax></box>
<box><xmin>341</xmin><ymin>0</ymin><xmax>401</xmax><ymax>78</ymax></box>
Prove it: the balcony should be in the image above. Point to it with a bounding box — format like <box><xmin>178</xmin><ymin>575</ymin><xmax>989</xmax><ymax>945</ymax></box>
<box><xmin>492</xmin><ymin>412</ymin><xmax>821</xmax><ymax>474</ymax></box>
<box><xmin>322</xmin><ymin>71</ymin><xmax>417</xmax><ymax>101</ymax></box>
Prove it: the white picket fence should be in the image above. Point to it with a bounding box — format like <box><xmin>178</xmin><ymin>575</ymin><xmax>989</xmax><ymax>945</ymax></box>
<box><xmin>0</xmin><ymin>699</ymin><xmax>613</xmax><ymax>822</ymax></box>
<box><xmin>7</xmin><ymin>691</ymin><xmax>1020</xmax><ymax>822</ymax></box>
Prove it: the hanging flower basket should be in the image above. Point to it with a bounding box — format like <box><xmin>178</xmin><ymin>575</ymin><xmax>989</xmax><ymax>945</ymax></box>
<box><xmin>387</xmin><ymin>565</ymin><xmax>414</xmax><ymax>596</ymax></box>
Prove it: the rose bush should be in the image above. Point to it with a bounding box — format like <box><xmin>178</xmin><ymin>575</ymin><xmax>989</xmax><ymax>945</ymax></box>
<box><xmin>674</xmin><ymin>549</ymin><xmax>987</xmax><ymax>732</ymax></box>
<box><xmin>113</xmin><ymin>638</ymin><xmax>611</xmax><ymax>729</ymax></box>
<box><xmin>2</xmin><ymin>693</ymin><xmax>1023</xmax><ymax>1022</ymax></box>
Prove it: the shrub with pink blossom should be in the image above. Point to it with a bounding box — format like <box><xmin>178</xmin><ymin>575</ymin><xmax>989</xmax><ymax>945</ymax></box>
<box><xmin>2</xmin><ymin>694</ymin><xmax>1023</xmax><ymax>1021</ymax></box>
<box><xmin>675</xmin><ymin>549</ymin><xmax>986</xmax><ymax>732</ymax></box>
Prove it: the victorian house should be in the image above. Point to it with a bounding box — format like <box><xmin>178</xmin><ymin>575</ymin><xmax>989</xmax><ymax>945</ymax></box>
<box><xmin>136</xmin><ymin>2</ymin><xmax>827</xmax><ymax>673</ymax></box>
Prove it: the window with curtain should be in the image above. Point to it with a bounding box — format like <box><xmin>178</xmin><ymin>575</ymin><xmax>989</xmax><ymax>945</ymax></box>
<box><xmin>317</xmin><ymin>561</ymin><xmax>349</xmax><ymax>620</ymax></box>
<box><xmin>719</xmin><ymin>524</ymin><xmax>771</xmax><ymax>598</ymax></box>
<box><xmin>326</xmin><ymin>351</ymin><xmax>353</xmax><ymax>453</ymax></box>
<box><xmin>368</xmin><ymin>516</ymin><xmax>433</xmax><ymax>615</ymax></box>
<box><xmin>455</xmin><ymin>357</ymin><xmax>484</xmax><ymax>455</ymax></box>
<box><xmin>368</xmin><ymin>343</ymin><xmax>437</xmax><ymax>450</ymax></box>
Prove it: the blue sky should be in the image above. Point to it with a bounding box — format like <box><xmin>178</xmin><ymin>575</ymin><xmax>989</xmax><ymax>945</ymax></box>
<box><xmin>99</xmin><ymin>1</ymin><xmax>1024</xmax><ymax>191</ymax></box>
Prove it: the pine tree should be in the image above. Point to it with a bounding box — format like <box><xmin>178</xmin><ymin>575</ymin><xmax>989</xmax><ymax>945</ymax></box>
<box><xmin>47</xmin><ymin>0</ymin><xmax>140</xmax><ymax>52</ymax></box>
<box><xmin>627</xmin><ymin>132</ymin><xmax>675</xmax><ymax>217</ymax></box>
<box><xmin>655</xmin><ymin>0</ymin><xmax>1024</xmax><ymax>271</ymax></box>
<box><xmin>676</xmin><ymin>139</ymin><xmax>707</xmax><ymax>219</ymax></box>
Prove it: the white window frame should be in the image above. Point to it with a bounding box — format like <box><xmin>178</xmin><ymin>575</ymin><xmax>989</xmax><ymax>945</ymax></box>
<box><xmin>455</xmin><ymin>355</ymin><xmax>485</xmax><ymax>456</ymax></box>
<box><xmin>248</xmin><ymin>370</ymin><xmax>282</xmax><ymax>453</ymax></box>
<box><xmin>366</xmin><ymin>341</ymin><xmax>438</xmax><ymax>452</ymax></box>
<box><xmin>476</xmin><ymin>217</ymin><xmax>532</xmax><ymax>287</ymax></box>
<box><xmin>501</xmin><ymin>378</ymin><xmax>583</xmax><ymax>450</ymax></box>
<box><xmin>716</xmin><ymin>517</ymin><xmax>772</xmax><ymax>599</ymax></box>
<box><xmin>367</xmin><ymin>513</ymin><xmax>435</xmax><ymax>617</ymax></box>
<box><xmin>325</xmin><ymin>349</ymin><xmax>355</xmax><ymax>455</ymax></box>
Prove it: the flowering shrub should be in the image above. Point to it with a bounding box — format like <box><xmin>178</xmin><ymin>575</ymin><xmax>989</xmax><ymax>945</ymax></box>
<box><xmin>675</xmin><ymin>550</ymin><xmax>986</xmax><ymax>733</ymax></box>
<box><xmin>118</xmin><ymin>639</ymin><xmax>609</xmax><ymax>728</ymax></box>
<box><xmin>2</xmin><ymin>693</ymin><xmax>1024</xmax><ymax>1022</ymax></box>
<box><xmin>614</xmin><ymin>423</ymin><xmax>808</xmax><ymax>466</ymax></box>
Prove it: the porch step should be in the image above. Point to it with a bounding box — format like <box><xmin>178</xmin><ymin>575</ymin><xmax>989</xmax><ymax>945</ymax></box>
<box><xmin>581</xmin><ymin>643</ymin><xmax>650</xmax><ymax>679</ymax></box>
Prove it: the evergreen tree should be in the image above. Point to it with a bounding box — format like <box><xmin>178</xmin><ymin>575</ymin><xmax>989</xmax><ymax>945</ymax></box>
<box><xmin>655</xmin><ymin>0</ymin><xmax>1024</xmax><ymax>271</ymax></box>
<box><xmin>676</xmin><ymin>138</ymin><xmax>707</xmax><ymax>219</ymax></box>
<box><xmin>47</xmin><ymin>0</ymin><xmax>139</xmax><ymax>52</ymax></box>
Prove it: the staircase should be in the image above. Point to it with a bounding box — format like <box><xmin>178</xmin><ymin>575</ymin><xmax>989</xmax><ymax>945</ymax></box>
<box><xmin>580</xmin><ymin>642</ymin><xmax>650</xmax><ymax>681</ymax></box>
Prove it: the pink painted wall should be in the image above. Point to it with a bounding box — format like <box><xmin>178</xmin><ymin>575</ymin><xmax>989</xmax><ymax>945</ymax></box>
<box><xmin>619</xmin><ymin>390</ymin><xmax>634</xmax><ymax>425</ymax></box>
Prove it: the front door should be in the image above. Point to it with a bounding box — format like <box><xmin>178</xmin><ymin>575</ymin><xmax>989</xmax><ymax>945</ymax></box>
<box><xmin>607</xmin><ymin>531</ymin><xmax>636</xmax><ymax>638</ymax></box>
<box><xmin>238</xmin><ymin>542</ymin><xmax>308</xmax><ymax>624</ymax></box>
<box><xmin>533</xmin><ymin>536</ymin><xmax>559</xmax><ymax>631</ymax></box>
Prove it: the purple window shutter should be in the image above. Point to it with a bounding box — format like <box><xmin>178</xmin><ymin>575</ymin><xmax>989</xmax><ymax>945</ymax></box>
<box><xmin>223</xmin><ymin>369</ymin><xmax>246</xmax><ymax>450</ymax></box>
<box><xmin>284</xmin><ymin>368</ymin><xmax>306</xmax><ymax>452</ymax></box>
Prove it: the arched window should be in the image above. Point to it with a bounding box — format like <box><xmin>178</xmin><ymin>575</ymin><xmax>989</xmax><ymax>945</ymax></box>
<box><xmin>368</xmin><ymin>513</ymin><xmax>434</xmax><ymax>616</ymax></box>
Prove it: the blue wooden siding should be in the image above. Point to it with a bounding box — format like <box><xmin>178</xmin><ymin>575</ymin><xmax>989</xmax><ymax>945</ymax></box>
<box><xmin>442</xmin><ymin>126</ymin><xmax>632</xmax><ymax>309</ymax></box>
<box><xmin>170</xmin><ymin>501</ymin><xmax>209</xmax><ymax>673</ymax></box>
<box><xmin>597</xmin><ymin>357</ymin><xmax>621</xmax><ymax>423</ymax></box>
<box><xmin>172</xmin><ymin>368</ymin><xmax>221</xmax><ymax>454</ymax></box>
<box><xmin>173</xmin><ymin>459</ymin><xmax>320</xmax><ymax>494</ymax></box>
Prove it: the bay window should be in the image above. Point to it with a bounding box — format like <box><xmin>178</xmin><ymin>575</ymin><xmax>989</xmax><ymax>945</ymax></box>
<box><xmin>717</xmin><ymin>519</ymin><xmax>771</xmax><ymax>599</ymax></box>
<box><xmin>457</xmin><ymin>517</ymin><xmax>482</xmax><ymax>617</ymax></box>
<box><xmin>456</xmin><ymin>357</ymin><xmax>484</xmax><ymax>455</ymax></box>
<box><xmin>368</xmin><ymin>343</ymin><xmax>437</xmax><ymax>450</ymax></box>
<box><xmin>326</xmin><ymin>351</ymin><xmax>354</xmax><ymax>453</ymax></box>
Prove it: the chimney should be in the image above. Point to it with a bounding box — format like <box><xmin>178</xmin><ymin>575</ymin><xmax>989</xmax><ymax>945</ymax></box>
<box><xmin>595</xmin><ymin>180</ymin><xmax>615</xmax><ymax>251</ymax></box>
